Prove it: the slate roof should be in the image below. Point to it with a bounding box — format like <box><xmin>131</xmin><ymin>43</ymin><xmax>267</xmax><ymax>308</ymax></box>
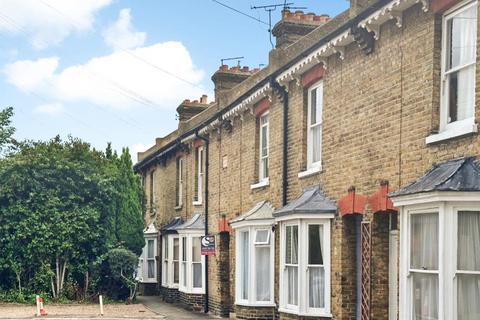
<box><xmin>230</xmin><ymin>201</ymin><xmax>275</xmax><ymax>225</ymax></box>
<box><xmin>160</xmin><ymin>217</ymin><xmax>184</xmax><ymax>234</ymax></box>
<box><xmin>176</xmin><ymin>213</ymin><xmax>204</xmax><ymax>231</ymax></box>
<box><xmin>389</xmin><ymin>157</ymin><xmax>480</xmax><ymax>197</ymax></box>
<box><xmin>273</xmin><ymin>185</ymin><xmax>337</xmax><ymax>217</ymax></box>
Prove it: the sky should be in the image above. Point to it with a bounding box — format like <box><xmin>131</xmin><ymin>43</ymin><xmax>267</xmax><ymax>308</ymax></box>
<box><xmin>0</xmin><ymin>0</ymin><xmax>349</xmax><ymax>162</ymax></box>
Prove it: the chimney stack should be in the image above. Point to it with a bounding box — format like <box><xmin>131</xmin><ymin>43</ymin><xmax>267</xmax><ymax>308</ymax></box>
<box><xmin>272</xmin><ymin>10</ymin><xmax>331</xmax><ymax>49</ymax></box>
<box><xmin>211</xmin><ymin>65</ymin><xmax>259</xmax><ymax>102</ymax></box>
<box><xmin>177</xmin><ymin>96</ymin><xmax>210</xmax><ymax>122</ymax></box>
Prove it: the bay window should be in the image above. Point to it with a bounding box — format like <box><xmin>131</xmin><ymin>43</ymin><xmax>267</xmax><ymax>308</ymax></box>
<box><xmin>398</xmin><ymin>204</ymin><xmax>480</xmax><ymax>319</ymax></box>
<box><xmin>138</xmin><ymin>224</ymin><xmax>157</xmax><ymax>283</ymax></box>
<box><xmin>235</xmin><ymin>226</ymin><xmax>275</xmax><ymax>306</ymax></box>
<box><xmin>279</xmin><ymin>219</ymin><xmax>331</xmax><ymax>316</ymax></box>
<box><xmin>178</xmin><ymin>234</ymin><xmax>205</xmax><ymax>294</ymax></box>
<box><xmin>428</xmin><ymin>0</ymin><xmax>477</xmax><ymax>143</ymax></box>
<box><xmin>161</xmin><ymin>235</ymin><xmax>180</xmax><ymax>288</ymax></box>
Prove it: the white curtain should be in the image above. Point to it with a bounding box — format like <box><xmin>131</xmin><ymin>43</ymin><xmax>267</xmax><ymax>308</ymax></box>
<box><xmin>309</xmin><ymin>225</ymin><xmax>325</xmax><ymax>308</ymax></box>
<box><xmin>457</xmin><ymin>212</ymin><xmax>480</xmax><ymax>320</ymax></box>
<box><xmin>287</xmin><ymin>266</ymin><xmax>298</xmax><ymax>306</ymax></box>
<box><xmin>241</xmin><ymin>231</ymin><xmax>249</xmax><ymax>300</ymax></box>
<box><xmin>410</xmin><ymin>213</ymin><xmax>439</xmax><ymax>320</ymax></box>
<box><xmin>255</xmin><ymin>246</ymin><xmax>270</xmax><ymax>301</ymax></box>
<box><xmin>450</xmin><ymin>5</ymin><xmax>477</xmax><ymax>121</ymax></box>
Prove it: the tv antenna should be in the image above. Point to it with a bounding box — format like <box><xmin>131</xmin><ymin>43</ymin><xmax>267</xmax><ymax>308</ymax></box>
<box><xmin>220</xmin><ymin>56</ymin><xmax>245</xmax><ymax>67</ymax></box>
<box><xmin>251</xmin><ymin>2</ymin><xmax>307</xmax><ymax>48</ymax></box>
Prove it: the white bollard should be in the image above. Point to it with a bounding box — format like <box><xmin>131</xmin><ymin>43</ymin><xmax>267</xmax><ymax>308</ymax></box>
<box><xmin>99</xmin><ymin>295</ymin><xmax>104</xmax><ymax>316</ymax></box>
<box><xmin>36</xmin><ymin>295</ymin><xmax>41</xmax><ymax>317</ymax></box>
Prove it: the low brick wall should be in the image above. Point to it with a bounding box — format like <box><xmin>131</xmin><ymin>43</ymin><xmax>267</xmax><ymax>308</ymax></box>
<box><xmin>235</xmin><ymin>305</ymin><xmax>276</xmax><ymax>320</ymax></box>
<box><xmin>159</xmin><ymin>286</ymin><xmax>179</xmax><ymax>303</ymax></box>
<box><xmin>138</xmin><ymin>282</ymin><xmax>158</xmax><ymax>296</ymax></box>
<box><xmin>178</xmin><ymin>291</ymin><xmax>205</xmax><ymax>312</ymax></box>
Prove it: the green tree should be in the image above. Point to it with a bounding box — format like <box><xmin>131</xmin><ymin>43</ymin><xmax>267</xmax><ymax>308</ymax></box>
<box><xmin>0</xmin><ymin>107</ymin><xmax>15</xmax><ymax>155</ymax></box>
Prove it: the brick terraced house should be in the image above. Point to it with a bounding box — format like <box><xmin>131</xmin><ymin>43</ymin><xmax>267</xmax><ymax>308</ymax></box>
<box><xmin>134</xmin><ymin>0</ymin><xmax>480</xmax><ymax>319</ymax></box>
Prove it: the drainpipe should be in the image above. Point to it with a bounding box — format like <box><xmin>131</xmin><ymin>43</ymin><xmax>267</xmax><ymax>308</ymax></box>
<box><xmin>271</xmin><ymin>79</ymin><xmax>289</xmax><ymax>206</ymax></box>
<box><xmin>195</xmin><ymin>131</ymin><xmax>209</xmax><ymax>313</ymax></box>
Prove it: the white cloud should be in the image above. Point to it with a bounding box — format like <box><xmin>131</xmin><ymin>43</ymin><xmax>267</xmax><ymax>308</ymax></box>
<box><xmin>3</xmin><ymin>41</ymin><xmax>207</xmax><ymax>110</ymax></box>
<box><xmin>103</xmin><ymin>8</ymin><xmax>146</xmax><ymax>51</ymax></box>
<box><xmin>34</xmin><ymin>102</ymin><xmax>64</xmax><ymax>115</ymax></box>
<box><xmin>0</xmin><ymin>0</ymin><xmax>112</xmax><ymax>49</ymax></box>
<box><xmin>131</xmin><ymin>142</ymin><xmax>155</xmax><ymax>162</ymax></box>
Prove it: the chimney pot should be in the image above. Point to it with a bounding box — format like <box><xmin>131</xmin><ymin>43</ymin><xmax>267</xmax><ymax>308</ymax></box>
<box><xmin>220</xmin><ymin>64</ymin><xmax>228</xmax><ymax>71</ymax></box>
<box><xmin>193</xmin><ymin>100</ymin><xmax>198</xmax><ymax>103</ymax></box>
<box><xmin>200</xmin><ymin>94</ymin><xmax>208</xmax><ymax>104</ymax></box>
<box><xmin>242</xmin><ymin>66</ymin><xmax>249</xmax><ymax>72</ymax></box>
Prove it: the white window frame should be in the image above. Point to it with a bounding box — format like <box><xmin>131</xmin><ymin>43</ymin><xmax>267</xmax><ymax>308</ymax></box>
<box><xmin>306</xmin><ymin>81</ymin><xmax>323</xmax><ymax>170</ymax></box>
<box><xmin>193</xmin><ymin>146</ymin><xmax>204</xmax><ymax>205</ymax></box>
<box><xmin>176</xmin><ymin>157</ymin><xmax>183</xmax><ymax>207</ymax></box>
<box><xmin>137</xmin><ymin>235</ymin><xmax>158</xmax><ymax>283</ymax></box>
<box><xmin>278</xmin><ymin>218</ymin><xmax>331</xmax><ymax>317</ymax></box>
<box><xmin>394</xmin><ymin>192</ymin><xmax>480</xmax><ymax>320</ymax></box>
<box><xmin>259</xmin><ymin>112</ymin><xmax>269</xmax><ymax>182</ymax></box>
<box><xmin>150</xmin><ymin>169</ymin><xmax>157</xmax><ymax>213</ymax></box>
<box><xmin>178</xmin><ymin>233</ymin><xmax>205</xmax><ymax>294</ymax></box>
<box><xmin>428</xmin><ymin>0</ymin><xmax>478</xmax><ymax>144</ymax></box>
<box><xmin>161</xmin><ymin>235</ymin><xmax>180</xmax><ymax>288</ymax></box>
<box><xmin>234</xmin><ymin>224</ymin><xmax>275</xmax><ymax>307</ymax></box>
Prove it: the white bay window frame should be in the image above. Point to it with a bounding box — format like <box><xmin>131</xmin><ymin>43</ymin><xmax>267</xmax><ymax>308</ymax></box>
<box><xmin>161</xmin><ymin>235</ymin><xmax>180</xmax><ymax>288</ymax></box>
<box><xmin>395</xmin><ymin>193</ymin><xmax>480</xmax><ymax>320</ymax></box>
<box><xmin>278</xmin><ymin>217</ymin><xmax>331</xmax><ymax>317</ymax></box>
<box><xmin>138</xmin><ymin>234</ymin><xmax>157</xmax><ymax>283</ymax></box>
<box><xmin>178</xmin><ymin>232</ymin><xmax>205</xmax><ymax>294</ymax></box>
<box><xmin>428</xmin><ymin>0</ymin><xmax>478</xmax><ymax>144</ymax></box>
<box><xmin>234</xmin><ymin>222</ymin><xmax>275</xmax><ymax>307</ymax></box>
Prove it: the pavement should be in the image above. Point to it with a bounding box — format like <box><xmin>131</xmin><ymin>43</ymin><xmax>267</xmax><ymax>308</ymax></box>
<box><xmin>137</xmin><ymin>296</ymin><xmax>218</xmax><ymax>320</ymax></box>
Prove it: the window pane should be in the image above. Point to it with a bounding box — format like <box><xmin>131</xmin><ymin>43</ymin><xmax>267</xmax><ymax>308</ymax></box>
<box><xmin>182</xmin><ymin>237</ymin><xmax>186</xmax><ymax>261</ymax></box>
<box><xmin>173</xmin><ymin>262</ymin><xmax>179</xmax><ymax>284</ymax></box>
<box><xmin>287</xmin><ymin>266</ymin><xmax>298</xmax><ymax>306</ymax></box>
<box><xmin>261</xmin><ymin>125</ymin><xmax>268</xmax><ymax>156</ymax></box>
<box><xmin>286</xmin><ymin>225</ymin><xmax>298</xmax><ymax>264</ymax></box>
<box><xmin>192</xmin><ymin>237</ymin><xmax>201</xmax><ymax>262</ymax></box>
<box><xmin>412</xmin><ymin>273</ymin><xmax>438</xmax><ymax>320</ymax></box>
<box><xmin>173</xmin><ymin>238</ymin><xmax>179</xmax><ymax>260</ymax></box>
<box><xmin>148</xmin><ymin>260</ymin><xmax>155</xmax><ymax>278</ymax></box>
<box><xmin>458</xmin><ymin>211</ymin><xmax>480</xmax><ymax>271</ymax></box>
<box><xmin>182</xmin><ymin>262</ymin><xmax>186</xmax><ymax>286</ymax></box>
<box><xmin>148</xmin><ymin>240</ymin><xmax>154</xmax><ymax>259</ymax></box>
<box><xmin>457</xmin><ymin>274</ymin><xmax>480</xmax><ymax>320</ymax></box>
<box><xmin>448</xmin><ymin>66</ymin><xmax>475</xmax><ymax>123</ymax></box>
<box><xmin>310</xmin><ymin>88</ymin><xmax>317</xmax><ymax>125</ymax></box>
<box><xmin>410</xmin><ymin>213</ymin><xmax>438</xmax><ymax>270</ymax></box>
<box><xmin>255</xmin><ymin>229</ymin><xmax>269</xmax><ymax>244</ymax></box>
<box><xmin>311</xmin><ymin>124</ymin><xmax>321</xmax><ymax>164</ymax></box>
<box><xmin>241</xmin><ymin>231</ymin><xmax>249</xmax><ymax>300</ymax></box>
<box><xmin>308</xmin><ymin>225</ymin><xmax>323</xmax><ymax>265</ymax></box>
<box><xmin>447</xmin><ymin>5</ymin><xmax>477</xmax><ymax>70</ymax></box>
<box><xmin>255</xmin><ymin>246</ymin><xmax>270</xmax><ymax>301</ymax></box>
<box><xmin>261</xmin><ymin>158</ymin><xmax>269</xmax><ymax>179</ymax></box>
<box><xmin>309</xmin><ymin>266</ymin><xmax>325</xmax><ymax>308</ymax></box>
<box><xmin>193</xmin><ymin>263</ymin><xmax>202</xmax><ymax>288</ymax></box>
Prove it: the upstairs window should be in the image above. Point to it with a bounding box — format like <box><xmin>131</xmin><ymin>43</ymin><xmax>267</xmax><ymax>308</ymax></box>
<box><xmin>441</xmin><ymin>1</ymin><xmax>477</xmax><ymax>130</ymax></box>
<box><xmin>194</xmin><ymin>146</ymin><xmax>204</xmax><ymax>204</ymax></box>
<box><xmin>176</xmin><ymin>158</ymin><xmax>183</xmax><ymax>207</ymax></box>
<box><xmin>259</xmin><ymin>112</ymin><xmax>269</xmax><ymax>182</ymax></box>
<box><xmin>149</xmin><ymin>169</ymin><xmax>156</xmax><ymax>212</ymax></box>
<box><xmin>307</xmin><ymin>81</ymin><xmax>323</xmax><ymax>170</ymax></box>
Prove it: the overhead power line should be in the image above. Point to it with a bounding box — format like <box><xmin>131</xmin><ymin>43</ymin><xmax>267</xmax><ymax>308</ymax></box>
<box><xmin>212</xmin><ymin>0</ymin><xmax>269</xmax><ymax>26</ymax></box>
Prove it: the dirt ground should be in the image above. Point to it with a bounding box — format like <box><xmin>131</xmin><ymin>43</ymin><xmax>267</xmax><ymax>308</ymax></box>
<box><xmin>0</xmin><ymin>303</ymin><xmax>161</xmax><ymax>318</ymax></box>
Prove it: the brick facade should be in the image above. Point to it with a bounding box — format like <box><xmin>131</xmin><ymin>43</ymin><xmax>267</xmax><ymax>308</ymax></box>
<box><xmin>135</xmin><ymin>0</ymin><xmax>480</xmax><ymax>319</ymax></box>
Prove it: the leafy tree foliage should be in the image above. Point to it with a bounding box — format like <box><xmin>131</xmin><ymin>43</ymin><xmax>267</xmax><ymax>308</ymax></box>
<box><xmin>0</xmin><ymin>126</ymin><xmax>145</xmax><ymax>301</ymax></box>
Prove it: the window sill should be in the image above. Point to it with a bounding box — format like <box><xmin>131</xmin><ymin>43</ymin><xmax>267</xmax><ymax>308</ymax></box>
<box><xmin>192</xmin><ymin>201</ymin><xmax>203</xmax><ymax>206</ymax></box>
<box><xmin>235</xmin><ymin>301</ymin><xmax>276</xmax><ymax>308</ymax></box>
<box><xmin>426</xmin><ymin>122</ymin><xmax>477</xmax><ymax>144</ymax></box>
<box><xmin>298</xmin><ymin>166</ymin><xmax>322</xmax><ymax>179</ymax></box>
<box><xmin>250</xmin><ymin>178</ymin><xmax>270</xmax><ymax>190</ymax></box>
<box><xmin>179</xmin><ymin>287</ymin><xmax>205</xmax><ymax>295</ymax></box>
<box><xmin>278</xmin><ymin>307</ymin><xmax>332</xmax><ymax>318</ymax></box>
<box><xmin>140</xmin><ymin>279</ymin><xmax>157</xmax><ymax>284</ymax></box>
<box><xmin>174</xmin><ymin>205</ymin><xmax>182</xmax><ymax>210</ymax></box>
